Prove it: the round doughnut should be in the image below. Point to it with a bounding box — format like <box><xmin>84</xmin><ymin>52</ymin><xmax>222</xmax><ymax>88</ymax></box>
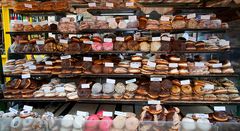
<box><xmin>61</xmin><ymin>115</ymin><xmax>74</xmax><ymax>128</ymax></box>
<box><xmin>20</xmin><ymin>111</ymin><xmax>31</xmax><ymax>118</ymax></box>
<box><xmin>22</xmin><ymin>117</ymin><xmax>34</xmax><ymax>128</ymax></box>
<box><xmin>32</xmin><ymin>118</ymin><xmax>43</xmax><ymax>130</ymax></box>
<box><xmin>113</xmin><ymin>116</ymin><xmax>127</xmax><ymax>129</ymax></box>
<box><xmin>10</xmin><ymin>117</ymin><xmax>22</xmax><ymax>130</ymax></box>
<box><xmin>91</xmin><ymin>83</ymin><xmax>103</xmax><ymax>94</ymax></box>
<box><xmin>99</xmin><ymin>117</ymin><xmax>113</xmax><ymax>131</ymax></box>
<box><xmin>73</xmin><ymin>115</ymin><xmax>85</xmax><ymax>129</ymax></box>
<box><xmin>125</xmin><ymin>117</ymin><xmax>139</xmax><ymax>131</ymax></box>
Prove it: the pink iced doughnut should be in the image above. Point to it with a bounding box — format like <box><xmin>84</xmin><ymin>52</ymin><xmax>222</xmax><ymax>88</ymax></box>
<box><xmin>103</xmin><ymin>42</ymin><xmax>113</xmax><ymax>51</ymax></box>
<box><xmin>85</xmin><ymin>114</ymin><xmax>99</xmax><ymax>129</ymax></box>
<box><xmin>92</xmin><ymin>42</ymin><xmax>103</xmax><ymax>51</ymax></box>
<box><xmin>99</xmin><ymin>117</ymin><xmax>113</xmax><ymax>131</ymax></box>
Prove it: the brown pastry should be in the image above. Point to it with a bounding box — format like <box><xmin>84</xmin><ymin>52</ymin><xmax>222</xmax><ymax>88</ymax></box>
<box><xmin>147</xmin><ymin>91</ymin><xmax>159</xmax><ymax>99</ymax></box>
<box><xmin>114</xmin><ymin>67</ymin><xmax>128</xmax><ymax>74</ymax></box>
<box><xmin>217</xmin><ymin>94</ymin><xmax>229</xmax><ymax>101</ymax></box>
<box><xmin>128</xmin><ymin>68</ymin><xmax>141</xmax><ymax>74</ymax></box>
<box><xmin>194</xmin><ymin>80</ymin><xmax>206</xmax><ymax>87</ymax></box>
<box><xmin>181</xmin><ymin>95</ymin><xmax>192</xmax><ymax>101</ymax></box>
<box><xmin>213</xmin><ymin>111</ymin><xmax>228</xmax><ymax>122</ymax></box>
<box><xmin>148</xmin><ymin>105</ymin><xmax>162</xmax><ymax>115</ymax></box>
<box><xmin>136</xmin><ymin>87</ymin><xmax>148</xmax><ymax>95</ymax></box>
<box><xmin>131</xmin><ymin>55</ymin><xmax>142</xmax><ymax>61</ymax></box>
<box><xmin>171</xmin><ymin>86</ymin><xmax>181</xmax><ymax>95</ymax></box>
<box><xmin>192</xmin><ymin>95</ymin><xmax>204</xmax><ymax>101</ymax></box>
<box><xmin>193</xmin><ymin>85</ymin><xmax>204</xmax><ymax>95</ymax></box>
<box><xmin>169</xmin><ymin>69</ymin><xmax>179</xmax><ymax>75</ymax></box>
<box><xmin>155</xmin><ymin>59</ymin><xmax>169</xmax><ymax>65</ymax></box>
<box><xmin>172</xmin><ymin>80</ymin><xmax>181</xmax><ymax>86</ymax></box>
<box><xmin>91</xmin><ymin>64</ymin><xmax>103</xmax><ymax>74</ymax></box>
<box><xmin>156</xmin><ymin>64</ymin><xmax>169</xmax><ymax>70</ymax></box>
<box><xmin>203</xmin><ymin>94</ymin><xmax>217</xmax><ymax>101</ymax></box>
<box><xmin>102</xmin><ymin>67</ymin><xmax>113</xmax><ymax>74</ymax></box>
<box><xmin>214</xmin><ymin>87</ymin><xmax>228</xmax><ymax>94</ymax></box>
<box><xmin>181</xmin><ymin>85</ymin><xmax>192</xmax><ymax>95</ymax></box>
<box><xmin>169</xmin><ymin>56</ymin><xmax>181</xmax><ymax>62</ymax></box>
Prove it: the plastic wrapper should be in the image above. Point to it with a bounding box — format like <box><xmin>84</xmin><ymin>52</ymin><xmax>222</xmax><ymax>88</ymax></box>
<box><xmin>58</xmin><ymin>17</ymin><xmax>78</xmax><ymax>33</ymax></box>
<box><xmin>12</xmin><ymin>21</ymin><xmax>24</xmax><ymax>32</ymax></box>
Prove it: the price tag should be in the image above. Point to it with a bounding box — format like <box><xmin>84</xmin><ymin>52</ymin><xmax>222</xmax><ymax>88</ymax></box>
<box><xmin>45</xmin><ymin>61</ymin><xmax>53</xmax><ymax>65</ymax></box>
<box><xmin>88</xmin><ymin>2</ymin><xmax>96</xmax><ymax>7</ymax></box>
<box><xmin>103</xmin><ymin>111</ymin><xmax>113</xmax><ymax>117</ymax></box>
<box><xmin>146</xmin><ymin>15</ymin><xmax>150</xmax><ymax>18</ymax></box>
<box><xmin>81</xmin><ymin>84</ymin><xmax>90</xmax><ymax>89</ymax></box>
<box><xmin>59</xmin><ymin>39</ymin><xmax>68</xmax><ymax>44</ymax></box>
<box><xmin>61</xmin><ymin>55</ymin><xmax>71</xmax><ymax>60</ymax></box>
<box><xmin>150</xmin><ymin>77</ymin><xmax>162</xmax><ymax>82</ymax></box>
<box><xmin>214</xmin><ymin>106</ymin><xmax>226</xmax><ymax>111</ymax></box>
<box><xmin>181</xmin><ymin>80</ymin><xmax>190</xmax><ymax>85</ymax></box>
<box><xmin>126</xmin><ymin>2</ymin><xmax>134</xmax><ymax>7</ymax></box>
<box><xmin>69</xmin><ymin>34</ymin><xmax>77</xmax><ymax>38</ymax></box>
<box><xmin>119</xmin><ymin>54</ymin><xmax>124</xmax><ymax>60</ymax></box>
<box><xmin>23</xmin><ymin>105</ymin><xmax>33</xmax><ymax>111</ymax></box>
<box><xmin>148</xmin><ymin>100</ymin><xmax>161</xmax><ymax>105</ymax></box>
<box><xmin>106</xmin><ymin>2</ymin><xmax>114</xmax><ymax>8</ymax></box>
<box><xmin>77</xmin><ymin>111</ymin><xmax>89</xmax><ymax>117</ymax></box>
<box><xmin>104</xmin><ymin>38</ymin><xmax>112</xmax><ymax>43</ymax></box>
<box><xmin>169</xmin><ymin>63</ymin><xmax>178</xmax><ymax>68</ymax></box>
<box><xmin>36</xmin><ymin>40</ymin><xmax>44</xmax><ymax>45</ymax></box>
<box><xmin>161</xmin><ymin>16</ymin><xmax>170</xmax><ymax>21</ymax></box>
<box><xmin>83</xmin><ymin>41</ymin><xmax>93</xmax><ymax>44</ymax></box>
<box><xmin>195</xmin><ymin>62</ymin><xmax>205</xmax><ymax>67</ymax></box>
<box><xmin>204</xmin><ymin>84</ymin><xmax>214</xmax><ymax>90</ymax></box>
<box><xmin>9</xmin><ymin>107</ymin><xmax>18</xmax><ymax>114</ymax></box>
<box><xmin>152</xmin><ymin>37</ymin><xmax>161</xmax><ymax>41</ymax></box>
<box><xmin>24</xmin><ymin>4</ymin><xmax>32</xmax><ymax>8</ymax></box>
<box><xmin>44</xmin><ymin>88</ymin><xmax>50</xmax><ymax>93</ymax></box>
<box><xmin>161</xmin><ymin>36</ymin><xmax>171</xmax><ymax>41</ymax></box>
<box><xmin>219</xmin><ymin>40</ymin><xmax>230</xmax><ymax>46</ymax></box>
<box><xmin>29</xmin><ymin>65</ymin><xmax>36</xmax><ymax>70</ymax></box>
<box><xmin>189</xmin><ymin>37</ymin><xmax>196</xmax><ymax>42</ymax></box>
<box><xmin>97</xmin><ymin>16</ymin><xmax>106</xmax><ymax>21</ymax></box>
<box><xmin>106</xmin><ymin>79</ymin><xmax>116</xmax><ymax>84</ymax></box>
<box><xmin>56</xmin><ymin>87</ymin><xmax>65</xmax><ymax>92</ymax></box>
<box><xmin>83</xmin><ymin>57</ymin><xmax>92</xmax><ymax>62</ymax></box>
<box><xmin>201</xmin><ymin>15</ymin><xmax>210</xmax><ymax>20</ymax></box>
<box><xmin>114</xmin><ymin>111</ymin><xmax>127</xmax><ymax>116</ymax></box>
<box><xmin>187</xmin><ymin>13</ymin><xmax>196</xmax><ymax>19</ymax></box>
<box><xmin>126</xmin><ymin>79</ymin><xmax>136</xmax><ymax>84</ymax></box>
<box><xmin>105</xmin><ymin>62</ymin><xmax>114</xmax><ymax>67</ymax></box>
<box><xmin>136</xmin><ymin>53</ymin><xmax>142</xmax><ymax>56</ymax></box>
<box><xmin>195</xmin><ymin>114</ymin><xmax>209</xmax><ymax>119</ymax></box>
<box><xmin>22</xmin><ymin>74</ymin><xmax>31</xmax><ymax>79</ymax></box>
<box><xmin>128</xmin><ymin>16</ymin><xmax>137</xmax><ymax>21</ymax></box>
<box><xmin>147</xmin><ymin>61</ymin><xmax>156</xmax><ymax>68</ymax></box>
<box><xmin>212</xmin><ymin>63</ymin><xmax>223</xmax><ymax>68</ymax></box>
<box><xmin>130</xmin><ymin>62</ymin><xmax>141</xmax><ymax>68</ymax></box>
<box><xmin>116</xmin><ymin>37</ymin><xmax>125</xmax><ymax>42</ymax></box>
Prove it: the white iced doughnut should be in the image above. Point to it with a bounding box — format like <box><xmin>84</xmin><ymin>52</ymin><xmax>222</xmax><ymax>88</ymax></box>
<box><xmin>182</xmin><ymin>117</ymin><xmax>196</xmax><ymax>131</ymax></box>
<box><xmin>197</xmin><ymin>118</ymin><xmax>211</xmax><ymax>131</ymax></box>
<box><xmin>22</xmin><ymin>117</ymin><xmax>34</xmax><ymax>128</ymax></box>
<box><xmin>10</xmin><ymin>117</ymin><xmax>22</xmax><ymax>130</ymax></box>
<box><xmin>61</xmin><ymin>115</ymin><xmax>74</xmax><ymax>128</ymax></box>
<box><xmin>73</xmin><ymin>116</ymin><xmax>85</xmax><ymax>129</ymax></box>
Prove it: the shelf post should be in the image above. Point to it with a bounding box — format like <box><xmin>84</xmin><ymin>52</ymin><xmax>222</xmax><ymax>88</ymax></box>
<box><xmin>2</xmin><ymin>6</ymin><xmax>11</xmax><ymax>61</ymax></box>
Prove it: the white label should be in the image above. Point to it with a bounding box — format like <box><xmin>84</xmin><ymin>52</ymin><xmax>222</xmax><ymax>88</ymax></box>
<box><xmin>105</xmin><ymin>62</ymin><xmax>114</xmax><ymax>67</ymax></box>
<box><xmin>83</xmin><ymin>57</ymin><xmax>92</xmax><ymax>62</ymax></box>
<box><xmin>60</xmin><ymin>39</ymin><xmax>68</xmax><ymax>44</ymax></box>
<box><xmin>204</xmin><ymin>84</ymin><xmax>214</xmax><ymax>90</ymax></box>
<box><xmin>219</xmin><ymin>40</ymin><xmax>230</xmax><ymax>46</ymax></box>
<box><xmin>119</xmin><ymin>54</ymin><xmax>124</xmax><ymax>60</ymax></box>
<box><xmin>161</xmin><ymin>16</ymin><xmax>170</xmax><ymax>21</ymax></box>
<box><xmin>181</xmin><ymin>80</ymin><xmax>190</xmax><ymax>85</ymax></box>
<box><xmin>45</xmin><ymin>61</ymin><xmax>53</xmax><ymax>65</ymax></box>
<box><xmin>126</xmin><ymin>2</ymin><xmax>134</xmax><ymax>7</ymax></box>
<box><xmin>56</xmin><ymin>87</ymin><xmax>65</xmax><ymax>92</ymax></box>
<box><xmin>69</xmin><ymin>34</ymin><xmax>77</xmax><ymax>38</ymax></box>
<box><xmin>136</xmin><ymin>53</ymin><xmax>142</xmax><ymax>56</ymax></box>
<box><xmin>161</xmin><ymin>36</ymin><xmax>171</xmax><ymax>41</ymax></box>
<box><xmin>83</xmin><ymin>41</ymin><xmax>93</xmax><ymax>44</ymax></box>
<box><xmin>189</xmin><ymin>37</ymin><xmax>196</xmax><ymax>42</ymax></box>
<box><xmin>23</xmin><ymin>105</ymin><xmax>33</xmax><ymax>111</ymax></box>
<box><xmin>88</xmin><ymin>3</ymin><xmax>96</xmax><ymax>7</ymax></box>
<box><xmin>103</xmin><ymin>111</ymin><xmax>113</xmax><ymax>117</ymax></box>
<box><xmin>201</xmin><ymin>15</ymin><xmax>210</xmax><ymax>20</ymax></box>
<box><xmin>106</xmin><ymin>2</ymin><xmax>114</xmax><ymax>7</ymax></box>
<box><xmin>187</xmin><ymin>13</ymin><xmax>196</xmax><ymax>19</ymax></box>
<box><xmin>24</xmin><ymin>4</ymin><xmax>32</xmax><ymax>8</ymax></box>
<box><xmin>146</xmin><ymin>15</ymin><xmax>150</xmax><ymax>18</ymax></box>
<box><xmin>61</xmin><ymin>55</ymin><xmax>71</xmax><ymax>60</ymax></box>
<box><xmin>22</xmin><ymin>74</ymin><xmax>31</xmax><ymax>79</ymax></box>
<box><xmin>81</xmin><ymin>84</ymin><xmax>90</xmax><ymax>89</ymax></box>
<box><xmin>212</xmin><ymin>63</ymin><xmax>223</xmax><ymax>68</ymax></box>
<box><xmin>116</xmin><ymin>37</ymin><xmax>125</xmax><ymax>42</ymax></box>
<box><xmin>152</xmin><ymin>37</ymin><xmax>161</xmax><ymax>41</ymax></box>
<box><xmin>150</xmin><ymin>77</ymin><xmax>162</xmax><ymax>82</ymax></box>
<box><xmin>114</xmin><ymin>111</ymin><xmax>127</xmax><ymax>116</ymax></box>
<box><xmin>214</xmin><ymin>106</ymin><xmax>226</xmax><ymax>111</ymax></box>
<box><xmin>97</xmin><ymin>16</ymin><xmax>106</xmax><ymax>21</ymax></box>
<box><xmin>169</xmin><ymin>63</ymin><xmax>178</xmax><ymax>68</ymax></box>
<box><xmin>128</xmin><ymin>16</ymin><xmax>137</xmax><ymax>21</ymax></box>
<box><xmin>106</xmin><ymin>79</ymin><xmax>116</xmax><ymax>84</ymax></box>
<box><xmin>77</xmin><ymin>111</ymin><xmax>89</xmax><ymax>117</ymax></box>
<box><xmin>195</xmin><ymin>62</ymin><xmax>205</xmax><ymax>67</ymax></box>
<box><xmin>130</xmin><ymin>62</ymin><xmax>141</xmax><ymax>68</ymax></box>
<box><xmin>195</xmin><ymin>114</ymin><xmax>209</xmax><ymax>119</ymax></box>
<box><xmin>104</xmin><ymin>38</ymin><xmax>113</xmax><ymax>43</ymax></box>
<box><xmin>9</xmin><ymin>108</ymin><xmax>18</xmax><ymax>114</ymax></box>
<box><xmin>29</xmin><ymin>65</ymin><xmax>36</xmax><ymax>70</ymax></box>
<box><xmin>147</xmin><ymin>61</ymin><xmax>156</xmax><ymax>68</ymax></box>
<box><xmin>148</xmin><ymin>100</ymin><xmax>161</xmax><ymax>105</ymax></box>
<box><xmin>36</xmin><ymin>40</ymin><xmax>44</xmax><ymax>45</ymax></box>
<box><xmin>44</xmin><ymin>88</ymin><xmax>50</xmax><ymax>93</ymax></box>
<box><xmin>126</xmin><ymin>79</ymin><xmax>137</xmax><ymax>84</ymax></box>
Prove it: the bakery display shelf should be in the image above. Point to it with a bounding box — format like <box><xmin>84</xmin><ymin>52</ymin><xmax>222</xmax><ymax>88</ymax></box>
<box><xmin>76</xmin><ymin>28</ymin><xmax>139</xmax><ymax>34</ymax></box>
<box><xmin>0</xmin><ymin>98</ymin><xmax>66</xmax><ymax>102</ymax></box>
<box><xmin>4</xmin><ymin>74</ymin><xmax>52</xmax><ymax>78</ymax></box>
<box><xmin>142</xmin><ymin>28</ymin><xmax>227</xmax><ymax>34</ymax></box>
<box><xmin>162</xmin><ymin>100</ymin><xmax>240</xmax><ymax>105</ymax></box>
<box><xmin>163</xmin><ymin>74</ymin><xmax>239</xmax><ymax>78</ymax></box>
<box><xmin>6</xmin><ymin>31</ymin><xmax>58</xmax><ymax>35</ymax></box>
<box><xmin>138</xmin><ymin>1</ymin><xmax>200</xmax><ymax>7</ymax></box>
<box><xmin>173</xmin><ymin>7</ymin><xmax>234</xmax><ymax>15</ymax></box>
<box><xmin>87</xmin><ymin>8</ymin><xmax>140</xmax><ymax>16</ymax></box>
<box><xmin>13</xmin><ymin>10</ymin><xmax>76</xmax><ymax>16</ymax></box>
<box><xmin>153</xmin><ymin>49</ymin><xmax>232</xmax><ymax>54</ymax></box>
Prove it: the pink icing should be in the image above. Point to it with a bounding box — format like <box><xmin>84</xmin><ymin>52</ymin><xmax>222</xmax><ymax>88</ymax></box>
<box><xmin>99</xmin><ymin>117</ymin><xmax>113</xmax><ymax>131</ymax></box>
<box><xmin>85</xmin><ymin>114</ymin><xmax>99</xmax><ymax>128</ymax></box>
<box><xmin>103</xmin><ymin>42</ymin><xmax>113</xmax><ymax>51</ymax></box>
<box><xmin>96</xmin><ymin>110</ymin><xmax>104</xmax><ymax>119</ymax></box>
<box><xmin>92</xmin><ymin>42</ymin><xmax>103</xmax><ymax>51</ymax></box>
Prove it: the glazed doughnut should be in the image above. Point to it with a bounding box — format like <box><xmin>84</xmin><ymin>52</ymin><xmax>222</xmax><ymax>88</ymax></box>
<box><xmin>22</xmin><ymin>117</ymin><xmax>34</xmax><ymax>128</ymax></box>
<box><xmin>10</xmin><ymin>117</ymin><xmax>22</xmax><ymax>130</ymax></box>
<box><xmin>181</xmin><ymin>85</ymin><xmax>192</xmax><ymax>95</ymax></box>
<box><xmin>125</xmin><ymin>117</ymin><xmax>139</xmax><ymax>131</ymax></box>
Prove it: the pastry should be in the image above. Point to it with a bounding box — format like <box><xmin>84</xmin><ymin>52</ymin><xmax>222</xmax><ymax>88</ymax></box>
<box><xmin>217</xmin><ymin>94</ymin><xmax>229</xmax><ymax>101</ymax></box>
<box><xmin>222</xmin><ymin>68</ymin><xmax>234</xmax><ymax>74</ymax></box>
<box><xmin>171</xmin><ymin>86</ymin><xmax>181</xmax><ymax>95</ymax></box>
<box><xmin>182</xmin><ymin>117</ymin><xmax>196</xmax><ymax>131</ymax></box>
<box><xmin>139</xmin><ymin>42</ymin><xmax>150</xmax><ymax>52</ymax></box>
<box><xmin>204</xmin><ymin>94</ymin><xmax>217</xmax><ymax>101</ymax></box>
<box><xmin>99</xmin><ymin>117</ymin><xmax>113</xmax><ymax>131</ymax></box>
<box><xmin>114</xmin><ymin>68</ymin><xmax>128</xmax><ymax>74</ymax></box>
<box><xmin>91</xmin><ymin>83</ymin><xmax>102</xmax><ymax>94</ymax></box>
<box><xmin>61</xmin><ymin>115</ymin><xmax>74</xmax><ymax>128</ymax></box>
<box><xmin>114</xmin><ymin>83</ymin><xmax>126</xmax><ymax>94</ymax></box>
<box><xmin>103</xmin><ymin>83</ymin><xmax>115</xmax><ymax>94</ymax></box>
<box><xmin>155</xmin><ymin>59</ymin><xmax>169</xmax><ymax>65</ymax></box>
<box><xmin>214</xmin><ymin>87</ymin><xmax>227</xmax><ymax>94</ymax></box>
<box><xmin>113</xmin><ymin>116</ymin><xmax>126</xmax><ymax>129</ymax></box>
<box><xmin>181</xmin><ymin>85</ymin><xmax>192</xmax><ymax>95</ymax></box>
<box><xmin>131</xmin><ymin>55</ymin><xmax>142</xmax><ymax>61</ymax></box>
<box><xmin>73</xmin><ymin>116</ymin><xmax>85</xmax><ymax>129</ymax></box>
<box><xmin>128</xmin><ymin>68</ymin><xmax>141</xmax><ymax>74</ymax></box>
<box><xmin>169</xmin><ymin>68</ymin><xmax>179</xmax><ymax>75</ymax></box>
<box><xmin>193</xmin><ymin>95</ymin><xmax>204</xmax><ymax>101</ymax></box>
<box><xmin>212</xmin><ymin>111</ymin><xmax>228</xmax><ymax>122</ymax></box>
<box><xmin>197</xmin><ymin>118</ymin><xmax>211</xmax><ymax>131</ymax></box>
<box><xmin>125</xmin><ymin>117</ymin><xmax>139</xmax><ymax>131</ymax></box>
<box><xmin>91</xmin><ymin>65</ymin><xmax>102</xmax><ymax>74</ymax></box>
<box><xmin>126</xmin><ymin>83</ymin><xmax>138</xmax><ymax>92</ymax></box>
<box><xmin>150</xmin><ymin>41</ymin><xmax>161</xmax><ymax>52</ymax></box>
<box><xmin>156</xmin><ymin>64</ymin><xmax>169</xmax><ymax>70</ymax></box>
<box><xmin>103</xmin><ymin>67</ymin><xmax>113</xmax><ymax>74</ymax></box>
<box><xmin>169</xmin><ymin>56</ymin><xmax>180</xmax><ymax>62</ymax></box>
<box><xmin>193</xmin><ymin>86</ymin><xmax>205</xmax><ymax>95</ymax></box>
